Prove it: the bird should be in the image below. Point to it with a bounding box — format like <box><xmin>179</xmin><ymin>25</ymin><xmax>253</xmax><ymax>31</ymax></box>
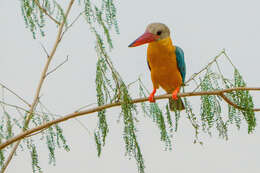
<box><xmin>128</xmin><ymin>22</ymin><xmax>186</xmax><ymax>111</ymax></box>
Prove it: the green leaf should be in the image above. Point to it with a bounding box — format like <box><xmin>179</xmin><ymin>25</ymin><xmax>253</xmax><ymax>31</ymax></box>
<box><xmin>120</xmin><ymin>84</ymin><xmax>144</xmax><ymax>173</ymax></box>
<box><xmin>30</xmin><ymin>144</ymin><xmax>42</xmax><ymax>173</ymax></box>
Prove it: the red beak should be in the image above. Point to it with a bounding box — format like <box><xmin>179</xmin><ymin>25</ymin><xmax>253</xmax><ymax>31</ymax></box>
<box><xmin>128</xmin><ymin>31</ymin><xmax>158</xmax><ymax>47</ymax></box>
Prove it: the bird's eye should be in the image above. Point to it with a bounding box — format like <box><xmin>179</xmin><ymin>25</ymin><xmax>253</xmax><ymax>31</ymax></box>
<box><xmin>157</xmin><ymin>31</ymin><xmax>162</xmax><ymax>35</ymax></box>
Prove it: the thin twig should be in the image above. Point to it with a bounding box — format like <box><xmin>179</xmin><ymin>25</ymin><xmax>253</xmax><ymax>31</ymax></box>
<box><xmin>74</xmin><ymin>103</ymin><xmax>97</xmax><ymax>112</ymax></box>
<box><xmin>33</xmin><ymin>0</ymin><xmax>60</xmax><ymax>25</ymax></box>
<box><xmin>0</xmin><ymin>82</ymin><xmax>31</xmax><ymax>107</ymax></box>
<box><xmin>0</xmin><ymin>87</ymin><xmax>259</xmax><ymax>151</ymax></box>
<box><xmin>219</xmin><ymin>92</ymin><xmax>259</xmax><ymax>111</ymax></box>
<box><xmin>74</xmin><ymin>118</ymin><xmax>92</xmax><ymax>136</ymax></box>
<box><xmin>191</xmin><ymin>78</ymin><xmax>201</xmax><ymax>93</ymax></box>
<box><xmin>74</xmin><ymin>103</ymin><xmax>96</xmax><ymax>135</ymax></box>
<box><xmin>0</xmin><ymin>0</ymin><xmax>75</xmax><ymax>172</ymax></box>
<box><xmin>127</xmin><ymin>75</ymin><xmax>142</xmax><ymax>88</ymax></box>
<box><xmin>215</xmin><ymin>60</ymin><xmax>224</xmax><ymax>78</ymax></box>
<box><xmin>46</xmin><ymin>55</ymin><xmax>69</xmax><ymax>77</ymax></box>
<box><xmin>39</xmin><ymin>42</ymin><xmax>50</xmax><ymax>58</ymax></box>
<box><xmin>0</xmin><ymin>100</ymin><xmax>29</xmax><ymax>114</ymax></box>
<box><xmin>223</xmin><ymin>51</ymin><xmax>237</xmax><ymax>69</ymax></box>
<box><xmin>38</xmin><ymin>100</ymin><xmax>61</xmax><ymax>118</ymax></box>
<box><xmin>25</xmin><ymin>128</ymin><xmax>47</xmax><ymax>138</ymax></box>
<box><xmin>185</xmin><ymin>49</ymin><xmax>225</xmax><ymax>84</ymax></box>
<box><xmin>60</xmin><ymin>11</ymin><xmax>84</xmax><ymax>39</ymax></box>
<box><xmin>1</xmin><ymin>146</ymin><xmax>17</xmax><ymax>173</ymax></box>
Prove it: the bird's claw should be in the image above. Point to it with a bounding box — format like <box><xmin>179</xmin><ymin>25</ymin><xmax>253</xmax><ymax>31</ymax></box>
<box><xmin>172</xmin><ymin>87</ymin><xmax>180</xmax><ymax>100</ymax></box>
<box><xmin>149</xmin><ymin>94</ymin><xmax>155</xmax><ymax>102</ymax></box>
<box><xmin>172</xmin><ymin>92</ymin><xmax>178</xmax><ymax>100</ymax></box>
<box><xmin>149</xmin><ymin>88</ymin><xmax>156</xmax><ymax>102</ymax></box>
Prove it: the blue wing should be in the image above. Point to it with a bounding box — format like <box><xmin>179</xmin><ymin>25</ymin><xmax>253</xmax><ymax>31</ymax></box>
<box><xmin>175</xmin><ymin>46</ymin><xmax>186</xmax><ymax>83</ymax></box>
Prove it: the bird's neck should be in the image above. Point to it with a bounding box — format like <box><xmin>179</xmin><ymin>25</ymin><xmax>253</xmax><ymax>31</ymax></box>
<box><xmin>148</xmin><ymin>37</ymin><xmax>175</xmax><ymax>53</ymax></box>
<box><xmin>147</xmin><ymin>37</ymin><xmax>177</xmax><ymax>70</ymax></box>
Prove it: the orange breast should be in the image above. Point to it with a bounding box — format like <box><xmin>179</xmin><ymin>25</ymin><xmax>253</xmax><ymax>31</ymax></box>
<box><xmin>147</xmin><ymin>37</ymin><xmax>182</xmax><ymax>93</ymax></box>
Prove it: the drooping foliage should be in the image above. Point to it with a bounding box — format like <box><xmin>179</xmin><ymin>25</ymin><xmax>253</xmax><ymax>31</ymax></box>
<box><xmin>0</xmin><ymin>100</ymin><xmax>70</xmax><ymax>172</ymax></box>
<box><xmin>20</xmin><ymin>0</ymin><xmax>65</xmax><ymax>38</ymax></box>
<box><xmin>181</xmin><ymin>51</ymin><xmax>256</xmax><ymax>141</ymax></box>
<box><xmin>92</xmin><ymin>23</ymin><xmax>145</xmax><ymax>172</ymax></box>
<box><xmin>83</xmin><ymin>1</ymin><xmax>145</xmax><ymax>172</ymax></box>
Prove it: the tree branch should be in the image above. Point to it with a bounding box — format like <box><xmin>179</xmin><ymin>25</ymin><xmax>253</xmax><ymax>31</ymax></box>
<box><xmin>33</xmin><ymin>0</ymin><xmax>61</xmax><ymax>25</ymax></box>
<box><xmin>219</xmin><ymin>92</ymin><xmax>260</xmax><ymax>111</ymax></box>
<box><xmin>0</xmin><ymin>0</ymin><xmax>75</xmax><ymax>172</ymax></box>
<box><xmin>60</xmin><ymin>11</ymin><xmax>84</xmax><ymax>39</ymax></box>
<box><xmin>0</xmin><ymin>82</ymin><xmax>31</xmax><ymax>107</ymax></box>
<box><xmin>185</xmin><ymin>49</ymin><xmax>225</xmax><ymax>85</ymax></box>
<box><xmin>39</xmin><ymin>42</ymin><xmax>50</xmax><ymax>58</ymax></box>
<box><xmin>0</xmin><ymin>100</ymin><xmax>54</xmax><ymax>118</ymax></box>
<box><xmin>0</xmin><ymin>87</ymin><xmax>259</xmax><ymax>151</ymax></box>
<box><xmin>46</xmin><ymin>55</ymin><xmax>69</xmax><ymax>77</ymax></box>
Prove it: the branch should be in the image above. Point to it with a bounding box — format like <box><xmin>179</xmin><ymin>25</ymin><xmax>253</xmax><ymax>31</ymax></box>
<box><xmin>60</xmin><ymin>11</ymin><xmax>84</xmax><ymax>39</ymax></box>
<box><xmin>0</xmin><ymin>82</ymin><xmax>31</xmax><ymax>107</ymax></box>
<box><xmin>185</xmin><ymin>49</ymin><xmax>225</xmax><ymax>84</ymax></box>
<box><xmin>0</xmin><ymin>100</ymin><xmax>51</xmax><ymax>118</ymax></box>
<box><xmin>33</xmin><ymin>0</ymin><xmax>61</xmax><ymax>25</ymax></box>
<box><xmin>39</xmin><ymin>42</ymin><xmax>49</xmax><ymax>58</ymax></box>
<box><xmin>219</xmin><ymin>93</ymin><xmax>260</xmax><ymax>111</ymax></box>
<box><xmin>46</xmin><ymin>55</ymin><xmax>69</xmax><ymax>77</ymax></box>
<box><xmin>0</xmin><ymin>87</ymin><xmax>259</xmax><ymax>151</ymax></box>
<box><xmin>0</xmin><ymin>0</ymin><xmax>75</xmax><ymax>172</ymax></box>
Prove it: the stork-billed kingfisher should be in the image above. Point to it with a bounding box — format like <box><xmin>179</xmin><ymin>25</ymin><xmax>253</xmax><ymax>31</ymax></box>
<box><xmin>128</xmin><ymin>23</ymin><xmax>186</xmax><ymax>111</ymax></box>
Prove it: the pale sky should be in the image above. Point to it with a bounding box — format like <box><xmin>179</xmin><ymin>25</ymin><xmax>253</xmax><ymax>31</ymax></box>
<box><xmin>1</xmin><ymin>0</ymin><xmax>260</xmax><ymax>173</ymax></box>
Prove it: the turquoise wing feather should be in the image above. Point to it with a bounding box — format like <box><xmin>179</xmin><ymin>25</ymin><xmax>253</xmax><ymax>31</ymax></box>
<box><xmin>175</xmin><ymin>46</ymin><xmax>186</xmax><ymax>83</ymax></box>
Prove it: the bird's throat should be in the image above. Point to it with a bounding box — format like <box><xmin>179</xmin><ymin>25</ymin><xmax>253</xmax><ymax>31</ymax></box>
<box><xmin>148</xmin><ymin>37</ymin><xmax>174</xmax><ymax>53</ymax></box>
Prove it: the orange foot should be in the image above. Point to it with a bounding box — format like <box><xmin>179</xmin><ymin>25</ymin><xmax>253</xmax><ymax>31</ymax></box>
<box><xmin>149</xmin><ymin>88</ymin><xmax>156</xmax><ymax>102</ymax></box>
<box><xmin>172</xmin><ymin>87</ymin><xmax>180</xmax><ymax>100</ymax></box>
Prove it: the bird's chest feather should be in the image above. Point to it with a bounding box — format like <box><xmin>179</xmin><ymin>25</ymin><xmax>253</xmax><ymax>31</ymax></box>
<box><xmin>147</xmin><ymin>38</ymin><xmax>182</xmax><ymax>92</ymax></box>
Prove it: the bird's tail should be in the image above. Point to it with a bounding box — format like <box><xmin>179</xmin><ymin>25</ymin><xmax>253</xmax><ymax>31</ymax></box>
<box><xmin>169</xmin><ymin>97</ymin><xmax>185</xmax><ymax>111</ymax></box>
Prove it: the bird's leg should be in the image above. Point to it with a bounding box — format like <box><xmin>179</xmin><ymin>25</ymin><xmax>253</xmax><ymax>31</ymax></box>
<box><xmin>172</xmin><ymin>87</ymin><xmax>180</xmax><ymax>100</ymax></box>
<box><xmin>149</xmin><ymin>88</ymin><xmax>157</xmax><ymax>102</ymax></box>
